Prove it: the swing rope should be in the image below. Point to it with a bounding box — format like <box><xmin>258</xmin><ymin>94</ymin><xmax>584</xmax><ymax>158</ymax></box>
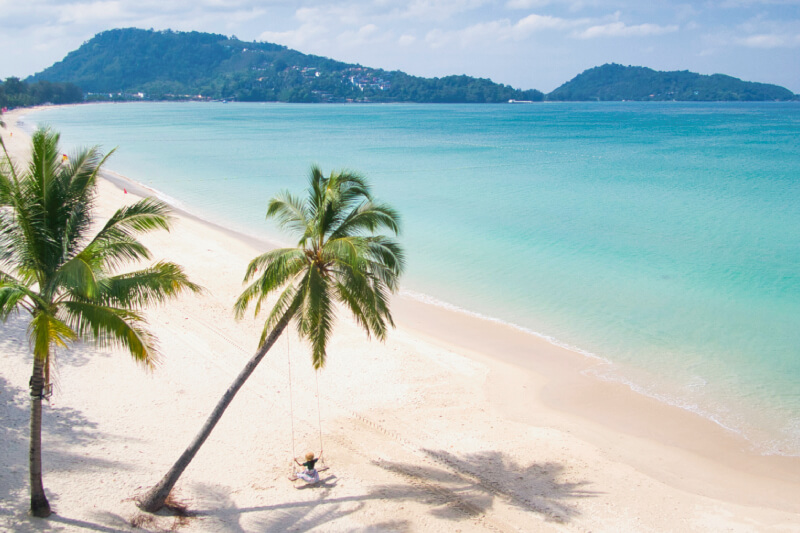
<box><xmin>286</xmin><ymin>330</ymin><xmax>325</xmax><ymax>464</ymax></box>
<box><xmin>315</xmin><ymin>370</ymin><xmax>324</xmax><ymax>458</ymax></box>
<box><xmin>286</xmin><ymin>330</ymin><xmax>297</xmax><ymax>462</ymax></box>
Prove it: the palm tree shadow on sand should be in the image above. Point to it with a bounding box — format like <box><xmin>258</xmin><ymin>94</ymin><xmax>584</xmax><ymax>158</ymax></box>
<box><xmin>183</xmin><ymin>449</ymin><xmax>598</xmax><ymax>530</ymax></box>
<box><xmin>187</xmin><ymin>480</ymin><xmax>409</xmax><ymax>533</ymax></box>
<box><xmin>369</xmin><ymin>448</ymin><xmax>601</xmax><ymax>524</ymax></box>
<box><xmin>0</xmin><ymin>372</ymin><xmax>133</xmax><ymax>532</ymax></box>
<box><xmin>0</xmin><ymin>314</ymin><xmax>140</xmax><ymax>530</ymax></box>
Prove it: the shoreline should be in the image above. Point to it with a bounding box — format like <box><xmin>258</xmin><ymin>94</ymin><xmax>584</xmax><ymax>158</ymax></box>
<box><xmin>3</xmin><ymin>106</ymin><xmax>800</xmax><ymax>530</ymax></box>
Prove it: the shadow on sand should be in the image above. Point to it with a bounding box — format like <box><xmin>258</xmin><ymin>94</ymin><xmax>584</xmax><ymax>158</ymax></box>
<box><xmin>372</xmin><ymin>448</ymin><xmax>601</xmax><ymax>524</ymax></box>
<box><xmin>187</xmin><ymin>448</ymin><xmax>600</xmax><ymax>531</ymax></box>
<box><xmin>0</xmin><ymin>314</ymin><xmax>134</xmax><ymax>530</ymax></box>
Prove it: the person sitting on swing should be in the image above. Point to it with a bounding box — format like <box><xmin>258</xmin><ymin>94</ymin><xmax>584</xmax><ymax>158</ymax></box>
<box><xmin>292</xmin><ymin>451</ymin><xmax>322</xmax><ymax>483</ymax></box>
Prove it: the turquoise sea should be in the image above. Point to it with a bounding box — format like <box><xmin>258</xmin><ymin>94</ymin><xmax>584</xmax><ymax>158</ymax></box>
<box><xmin>23</xmin><ymin>102</ymin><xmax>800</xmax><ymax>455</ymax></box>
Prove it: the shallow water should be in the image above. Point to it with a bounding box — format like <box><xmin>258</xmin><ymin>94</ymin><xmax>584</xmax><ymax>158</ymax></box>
<box><xmin>25</xmin><ymin>101</ymin><xmax>800</xmax><ymax>454</ymax></box>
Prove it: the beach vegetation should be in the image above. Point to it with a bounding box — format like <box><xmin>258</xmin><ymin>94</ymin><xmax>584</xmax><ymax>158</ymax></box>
<box><xmin>137</xmin><ymin>165</ymin><xmax>405</xmax><ymax>512</ymax></box>
<box><xmin>0</xmin><ymin>77</ymin><xmax>83</xmax><ymax>109</ymax></box>
<box><xmin>0</xmin><ymin>128</ymin><xmax>201</xmax><ymax>517</ymax></box>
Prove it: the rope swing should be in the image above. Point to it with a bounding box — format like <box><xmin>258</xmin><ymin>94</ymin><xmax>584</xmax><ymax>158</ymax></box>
<box><xmin>286</xmin><ymin>330</ymin><xmax>327</xmax><ymax>481</ymax></box>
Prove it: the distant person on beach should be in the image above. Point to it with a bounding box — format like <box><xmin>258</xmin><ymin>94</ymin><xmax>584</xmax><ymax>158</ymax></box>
<box><xmin>291</xmin><ymin>451</ymin><xmax>321</xmax><ymax>483</ymax></box>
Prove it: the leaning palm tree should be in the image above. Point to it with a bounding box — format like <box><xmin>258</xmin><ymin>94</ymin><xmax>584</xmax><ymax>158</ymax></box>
<box><xmin>137</xmin><ymin>165</ymin><xmax>404</xmax><ymax>512</ymax></box>
<box><xmin>0</xmin><ymin>128</ymin><xmax>201</xmax><ymax>517</ymax></box>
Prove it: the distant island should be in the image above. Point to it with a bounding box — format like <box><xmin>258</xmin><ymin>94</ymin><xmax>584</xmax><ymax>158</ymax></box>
<box><xmin>548</xmin><ymin>63</ymin><xmax>796</xmax><ymax>102</ymax></box>
<box><xmin>2</xmin><ymin>28</ymin><xmax>796</xmax><ymax>107</ymax></box>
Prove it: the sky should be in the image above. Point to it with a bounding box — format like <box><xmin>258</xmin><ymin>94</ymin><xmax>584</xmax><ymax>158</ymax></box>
<box><xmin>1</xmin><ymin>0</ymin><xmax>799</xmax><ymax>93</ymax></box>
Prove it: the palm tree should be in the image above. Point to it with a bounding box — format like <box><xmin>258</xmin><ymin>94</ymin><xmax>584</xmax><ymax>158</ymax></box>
<box><xmin>0</xmin><ymin>128</ymin><xmax>201</xmax><ymax>517</ymax></box>
<box><xmin>137</xmin><ymin>165</ymin><xmax>404</xmax><ymax>512</ymax></box>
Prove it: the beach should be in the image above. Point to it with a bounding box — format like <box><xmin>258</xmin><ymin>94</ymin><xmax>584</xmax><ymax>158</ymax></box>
<box><xmin>2</xmin><ymin>108</ymin><xmax>800</xmax><ymax>532</ymax></box>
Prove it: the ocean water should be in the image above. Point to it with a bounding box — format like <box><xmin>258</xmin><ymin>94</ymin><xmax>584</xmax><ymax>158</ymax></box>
<box><xmin>23</xmin><ymin>102</ymin><xmax>800</xmax><ymax>455</ymax></box>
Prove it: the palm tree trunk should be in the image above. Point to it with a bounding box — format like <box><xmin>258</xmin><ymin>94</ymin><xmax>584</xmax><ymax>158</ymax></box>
<box><xmin>29</xmin><ymin>356</ymin><xmax>51</xmax><ymax>517</ymax></box>
<box><xmin>137</xmin><ymin>313</ymin><xmax>291</xmax><ymax>512</ymax></box>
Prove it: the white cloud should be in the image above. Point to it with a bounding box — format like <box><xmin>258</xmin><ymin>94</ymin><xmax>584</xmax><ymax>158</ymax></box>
<box><xmin>424</xmin><ymin>28</ymin><xmax>451</xmax><ymax>48</ymax></box>
<box><xmin>737</xmin><ymin>32</ymin><xmax>800</xmax><ymax>47</ymax></box>
<box><xmin>422</xmin><ymin>12</ymin><xmax>588</xmax><ymax>47</ymax></box>
<box><xmin>336</xmin><ymin>23</ymin><xmax>387</xmax><ymax>47</ymax></box>
<box><xmin>398</xmin><ymin>33</ymin><xmax>416</xmax><ymax>45</ymax></box>
<box><xmin>574</xmin><ymin>21</ymin><xmax>679</xmax><ymax>38</ymax></box>
<box><xmin>505</xmin><ymin>0</ymin><xmax>551</xmax><ymax>8</ymax></box>
<box><xmin>399</xmin><ymin>0</ymin><xmax>488</xmax><ymax>21</ymax></box>
<box><xmin>516</xmin><ymin>13</ymin><xmax>585</xmax><ymax>32</ymax></box>
<box><xmin>55</xmin><ymin>1</ymin><xmax>131</xmax><ymax>24</ymax></box>
<box><xmin>719</xmin><ymin>0</ymin><xmax>800</xmax><ymax>7</ymax></box>
<box><xmin>504</xmin><ymin>0</ymin><xmax>595</xmax><ymax>9</ymax></box>
<box><xmin>259</xmin><ymin>8</ymin><xmax>331</xmax><ymax>49</ymax></box>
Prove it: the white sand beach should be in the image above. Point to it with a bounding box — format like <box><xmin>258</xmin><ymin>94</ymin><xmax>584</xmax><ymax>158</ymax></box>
<box><xmin>1</xmin><ymin>108</ymin><xmax>800</xmax><ymax>532</ymax></box>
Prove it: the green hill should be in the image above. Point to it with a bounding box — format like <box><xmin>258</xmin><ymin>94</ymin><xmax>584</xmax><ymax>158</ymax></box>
<box><xmin>547</xmin><ymin>63</ymin><xmax>796</xmax><ymax>101</ymax></box>
<box><xmin>30</xmin><ymin>28</ymin><xmax>544</xmax><ymax>103</ymax></box>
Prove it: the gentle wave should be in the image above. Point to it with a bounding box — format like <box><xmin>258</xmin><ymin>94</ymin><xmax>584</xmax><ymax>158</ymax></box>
<box><xmin>399</xmin><ymin>288</ymin><xmax>608</xmax><ymax>363</ymax></box>
<box><xmin>400</xmin><ymin>286</ymin><xmax>800</xmax><ymax>457</ymax></box>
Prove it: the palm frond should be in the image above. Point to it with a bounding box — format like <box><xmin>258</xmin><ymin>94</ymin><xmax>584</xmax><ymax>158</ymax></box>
<box><xmin>266</xmin><ymin>192</ymin><xmax>309</xmax><ymax>240</ymax></box>
<box><xmin>93</xmin><ymin>261</ymin><xmax>202</xmax><ymax>309</ymax></box>
<box><xmin>60</xmin><ymin>146</ymin><xmax>113</xmax><ymax>258</ymax></box>
<box><xmin>323</xmin><ymin>235</ymin><xmax>363</xmax><ymax>267</ymax></box>
<box><xmin>2</xmin><ymin>167</ymin><xmax>52</xmax><ymax>280</ymax></box>
<box><xmin>97</xmin><ymin>197</ymin><xmax>172</xmax><ymax>236</ymax></box>
<box><xmin>296</xmin><ymin>264</ymin><xmax>335</xmax><ymax>369</ymax></box>
<box><xmin>80</xmin><ymin>198</ymin><xmax>172</xmax><ymax>271</ymax></box>
<box><xmin>241</xmin><ymin>247</ymin><xmax>305</xmax><ymax>283</ymax></box>
<box><xmin>333</xmin><ymin>260</ymin><xmax>393</xmax><ymax>341</ymax></box>
<box><xmin>331</xmin><ymin>201</ymin><xmax>401</xmax><ymax>240</ymax></box>
<box><xmin>0</xmin><ymin>275</ymin><xmax>50</xmax><ymax>316</ymax></box>
<box><xmin>65</xmin><ymin>146</ymin><xmax>114</xmax><ymax>205</ymax></box>
<box><xmin>27</xmin><ymin>128</ymin><xmax>61</xmax><ymax>207</ymax></box>
<box><xmin>0</xmin><ymin>136</ymin><xmax>19</xmax><ymax>203</ymax></box>
<box><xmin>60</xmin><ymin>301</ymin><xmax>159</xmax><ymax>369</ymax></box>
<box><xmin>308</xmin><ymin>165</ymin><xmax>327</xmax><ymax>214</ymax></box>
<box><xmin>363</xmin><ymin>236</ymin><xmax>406</xmax><ymax>288</ymax></box>
<box><xmin>327</xmin><ymin>170</ymin><xmax>372</xmax><ymax>207</ymax></box>
<box><xmin>258</xmin><ymin>282</ymin><xmax>302</xmax><ymax>346</ymax></box>
<box><xmin>28</xmin><ymin>311</ymin><xmax>76</xmax><ymax>364</ymax></box>
<box><xmin>0</xmin><ymin>284</ymin><xmax>33</xmax><ymax>317</ymax></box>
<box><xmin>50</xmin><ymin>254</ymin><xmax>100</xmax><ymax>300</ymax></box>
<box><xmin>333</xmin><ymin>278</ymin><xmax>371</xmax><ymax>335</ymax></box>
<box><xmin>79</xmin><ymin>231</ymin><xmax>152</xmax><ymax>271</ymax></box>
<box><xmin>234</xmin><ymin>248</ymin><xmax>306</xmax><ymax>319</ymax></box>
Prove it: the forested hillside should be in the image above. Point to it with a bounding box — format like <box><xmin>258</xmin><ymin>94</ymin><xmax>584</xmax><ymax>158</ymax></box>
<box><xmin>31</xmin><ymin>28</ymin><xmax>544</xmax><ymax>103</ymax></box>
<box><xmin>26</xmin><ymin>30</ymin><xmax>796</xmax><ymax>104</ymax></box>
<box><xmin>548</xmin><ymin>64</ymin><xmax>796</xmax><ymax>101</ymax></box>
<box><xmin>0</xmin><ymin>78</ymin><xmax>83</xmax><ymax>108</ymax></box>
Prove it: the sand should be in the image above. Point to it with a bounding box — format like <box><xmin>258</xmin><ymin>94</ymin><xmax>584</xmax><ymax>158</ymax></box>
<box><xmin>2</xmin><ymin>107</ymin><xmax>799</xmax><ymax>532</ymax></box>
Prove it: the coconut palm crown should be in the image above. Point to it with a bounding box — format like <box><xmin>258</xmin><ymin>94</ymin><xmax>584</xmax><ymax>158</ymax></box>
<box><xmin>0</xmin><ymin>128</ymin><xmax>201</xmax><ymax>517</ymax></box>
<box><xmin>137</xmin><ymin>165</ymin><xmax>403</xmax><ymax>512</ymax></box>
<box><xmin>236</xmin><ymin>165</ymin><xmax>405</xmax><ymax>368</ymax></box>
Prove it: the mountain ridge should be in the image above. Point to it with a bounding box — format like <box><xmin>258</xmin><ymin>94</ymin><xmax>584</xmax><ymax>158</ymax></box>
<box><xmin>29</xmin><ymin>28</ymin><xmax>544</xmax><ymax>103</ymax></box>
<box><xmin>27</xmin><ymin>28</ymin><xmax>797</xmax><ymax>103</ymax></box>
